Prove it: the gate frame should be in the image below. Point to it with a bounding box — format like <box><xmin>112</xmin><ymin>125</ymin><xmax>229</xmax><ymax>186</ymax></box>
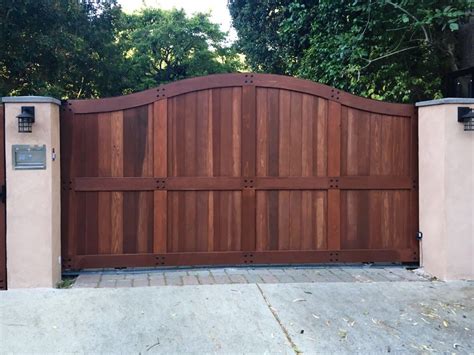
<box><xmin>0</xmin><ymin>103</ymin><xmax>6</xmax><ymax>289</ymax></box>
<box><xmin>62</xmin><ymin>73</ymin><xmax>419</xmax><ymax>270</ymax></box>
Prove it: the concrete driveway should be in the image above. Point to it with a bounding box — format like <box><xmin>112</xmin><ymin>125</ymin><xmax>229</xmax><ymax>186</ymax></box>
<box><xmin>1</xmin><ymin>279</ymin><xmax>473</xmax><ymax>354</ymax></box>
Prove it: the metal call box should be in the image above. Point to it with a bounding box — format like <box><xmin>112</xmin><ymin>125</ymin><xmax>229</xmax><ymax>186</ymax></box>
<box><xmin>12</xmin><ymin>144</ymin><xmax>47</xmax><ymax>170</ymax></box>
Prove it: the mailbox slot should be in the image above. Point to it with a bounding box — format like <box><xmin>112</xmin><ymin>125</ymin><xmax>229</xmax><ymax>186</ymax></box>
<box><xmin>12</xmin><ymin>145</ymin><xmax>47</xmax><ymax>170</ymax></box>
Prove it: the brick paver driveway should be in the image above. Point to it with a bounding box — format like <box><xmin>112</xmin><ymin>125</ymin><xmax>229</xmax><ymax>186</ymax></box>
<box><xmin>71</xmin><ymin>265</ymin><xmax>428</xmax><ymax>288</ymax></box>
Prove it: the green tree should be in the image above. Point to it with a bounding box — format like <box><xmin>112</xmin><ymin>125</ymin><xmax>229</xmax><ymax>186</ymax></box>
<box><xmin>0</xmin><ymin>0</ymin><xmax>127</xmax><ymax>99</ymax></box>
<box><xmin>229</xmin><ymin>0</ymin><xmax>473</xmax><ymax>102</ymax></box>
<box><xmin>120</xmin><ymin>8</ymin><xmax>243</xmax><ymax>92</ymax></box>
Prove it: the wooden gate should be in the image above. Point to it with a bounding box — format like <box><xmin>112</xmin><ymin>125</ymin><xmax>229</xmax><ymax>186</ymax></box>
<box><xmin>61</xmin><ymin>74</ymin><xmax>418</xmax><ymax>269</ymax></box>
<box><xmin>0</xmin><ymin>104</ymin><xmax>6</xmax><ymax>288</ymax></box>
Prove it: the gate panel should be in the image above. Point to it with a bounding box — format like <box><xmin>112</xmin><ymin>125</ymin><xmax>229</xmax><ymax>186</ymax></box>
<box><xmin>167</xmin><ymin>191</ymin><xmax>242</xmax><ymax>252</ymax></box>
<box><xmin>0</xmin><ymin>104</ymin><xmax>6</xmax><ymax>289</ymax></box>
<box><xmin>61</xmin><ymin>73</ymin><xmax>419</xmax><ymax>269</ymax></box>
<box><xmin>168</xmin><ymin>88</ymin><xmax>242</xmax><ymax>177</ymax></box>
<box><xmin>256</xmin><ymin>190</ymin><xmax>327</xmax><ymax>251</ymax></box>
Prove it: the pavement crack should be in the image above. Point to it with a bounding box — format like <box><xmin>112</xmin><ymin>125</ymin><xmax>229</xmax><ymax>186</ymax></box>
<box><xmin>256</xmin><ymin>284</ymin><xmax>301</xmax><ymax>354</ymax></box>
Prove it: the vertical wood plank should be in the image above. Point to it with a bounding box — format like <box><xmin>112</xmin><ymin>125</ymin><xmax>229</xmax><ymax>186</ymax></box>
<box><xmin>289</xmin><ymin>92</ymin><xmax>303</xmax><ymax>177</ymax></box>
<box><xmin>314</xmin><ymin>191</ymin><xmax>327</xmax><ymax>249</ymax></box>
<box><xmin>301</xmin><ymin>95</ymin><xmax>313</xmax><ymax>177</ymax></box>
<box><xmin>268</xmin><ymin>89</ymin><xmax>280</xmax><ymax>177</ymax></box>
<box><xmin>279</xmin><ymin>90</ymin><xmax>291</xmax><ymax>176</ymax></box>
<box><xmin>196</xmin><ymin>90</ymin><xmax>210</xmax><ymax>176</ymax></box>
<box><xmin>256</xmin><ymin>191</ymin><xmax>267</xmax><ymax>251</ymax></box>
<box><xmin>268</xmin><ymin>191</ymin><xmax>279</xmax><ymax>250</ymax></box>
<box><xmin>241</xmin><ymin>85</ymin><xmax>256</xmax><ymax>251</ymax></box>
<box><xmin>0</xmin><ymin>104</ymin><xmax>6</xmax><ymax>287</ymax></box>
<box><xmin>328</xmin><ymin>190</ymin><xmax>341</xmax><ymax>250</ymax></box>
<box><xmin>212</xmin><ymin>89</ymin><xmax>221</xmax><ymax>177</ymax></box>
<box><xmin>154</xmin><ymin>99</ymin><xmax>167</xmax><ymax>253</ymax></box>
<box><xmin>256</xmin><ymin>88</ymin><xmax>268</xmax><ymax>176</ymax></box>
<box><xmin>301</xmin><ymin>191</ymin><xmax>312</xmax><ymax>250</ymax></box>
<box><xmin>196</xmin><ymin>191</ymin><xmax>209</xmax><ymax>251</ymax></box>
<box><xmin>241</xmin><ymin>189</ymin><xmax>256</xmax><ymax>251</ymax></box>
<box><xmin>110</xmin><ymin>110</ymin><xmax>124</xmax><ymax>254</ymax></box>
<box><xmin>59</xmin><ymin>107</ymin><xmax>73</xmax><ymax>262</ymax></box>
<box><xmin>232</xmin><ymin>87</ymin><xmax>242</xmax><ymax>176</ymax></box>
<box><xmin>207</xmin><ymin>191</ymin><xmax>214</xmax><ymax>251</ymax></box>
<box><xmin>327</xmin><ymin>101</ymin><xmax>341</xmax><ymax>250</ymax></box>
<box><xmin>98</xmin><ymin>112</ymin><xmax>112</xmax><ymax>254</ymax></box>
<box><xmin>220</xmin><ymin>88</ymin><xmax>233</xmax><ymax>176</ymax></box>
<box><xmin>316</xmin><ymin>98</ymin><xmax>327</xmax><ymax>176</ymax></box>
<box><xmin>184</xmin><ymin>191</ymin><xmax>197</xmax><ymax>251</ymax></box>
<box><xmin>84</xmin><ymin>115</ymin><xmax>99</xmax><ymax>254</ymax></box>
<box><xmin>409</xmin><ymin>112</ymin><xmax>419</xmax><ymax>256</ymax></box>
<box><xmin>278</xmin><ymin>191</ymin><xmax>290</xmax><ymax>250</ymax></box>
<box><xmin>232</xmin><ymin>191</ymin><xmax>242</xmax><ymax>250</ymax></box>
<box><xmin>242</xmin><ymin>85</ymin><xmax>256</xmax><ymax>177</ymax></box>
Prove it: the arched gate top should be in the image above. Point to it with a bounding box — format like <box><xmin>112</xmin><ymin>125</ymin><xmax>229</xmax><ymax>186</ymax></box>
<box><xmin>65</xmin><ymin>73</ymin><xmax>415</xmax><ymax>116</ymax></box>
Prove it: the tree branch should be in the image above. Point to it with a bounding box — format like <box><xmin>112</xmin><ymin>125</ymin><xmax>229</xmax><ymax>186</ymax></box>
<box><xmin>385</xmin><ymin>0</ymin><xmax>430</xmax><ymax>43</ymax></box>
<box><xmin>361</xmin><ymin>45</ymin><xmax>418</xmax><ymax>69</ymax></box>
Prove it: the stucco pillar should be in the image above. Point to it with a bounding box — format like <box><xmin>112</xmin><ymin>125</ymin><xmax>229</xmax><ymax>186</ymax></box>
<box><xmin>2</xmin><ymin>96</ymin><xmax>61</xmax><ymax>288</ymax></box>
<box><xmin>416</xmin><ymin>98</ymin><xmax>474</xmax><ymax>281</ymax></box>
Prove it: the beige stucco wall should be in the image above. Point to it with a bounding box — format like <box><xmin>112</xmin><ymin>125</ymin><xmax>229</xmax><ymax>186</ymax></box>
<box><xmin>418</xmin><ymin>100</ymin><xmax>474</xmax><ymax>280</ymax></box>
<box><xmin>3</xmin><ymin>99</ymin><xmax>61</xmax><ymax>288</ymax></box>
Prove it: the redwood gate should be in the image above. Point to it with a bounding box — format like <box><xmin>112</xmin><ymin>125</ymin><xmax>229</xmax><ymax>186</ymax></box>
<box><xmin>0</xmin><ymin>104</ymin><xmax>6</xmax><ymax>288</ymax></box>
<box><xmin>61</xmin><ymin>74</ymin><xmax>418</xmax><ymax>269</ymax></box>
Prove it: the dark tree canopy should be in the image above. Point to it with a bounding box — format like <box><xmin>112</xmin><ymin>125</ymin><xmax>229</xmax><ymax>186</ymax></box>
<box><xmin>120</xmin><ymin>8</ymin><xmax>243</xmax><ymax>93</ymax></box>
<box><xmin>229</xmin><ymin>0</ymin><xmax>473</xmax><ymax>102</ymax></box>
<box><xmin>0</xmin><ymin>0</ymin><xmax>127</xmax><ymax>98</ymax></box>
<box><xmin>0</xmin><ymin>1</ymin><xmax>242</xmax><ymax>99</ymax></box>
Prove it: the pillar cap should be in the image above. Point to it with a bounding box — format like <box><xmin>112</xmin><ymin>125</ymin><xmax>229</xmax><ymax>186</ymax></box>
<box><xmin>1</xmin><ymin>96</ymin><xmax>61</xmax><ymax>106</ymax></box>
<box><xmin>416</xmin><ymin>98</ymin><xmax>474</xmax><ymax>107</ymax></box>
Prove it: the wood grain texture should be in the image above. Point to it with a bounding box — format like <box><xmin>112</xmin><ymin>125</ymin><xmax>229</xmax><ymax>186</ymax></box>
<box><xmin>0</xmin><ymin>105</ymin><xmax>5</xmax><ymax>289</ymax></box>
<box><xmin>154</xmin><ymin>100</ymin><xmax>167</xmax><ymax>253</ymax></box>
<box><xmin>68</xmin><ymin>73</ymin><xmax>415</xmax><ymax>116</ymax></box>
<box><xmin>61</xmin><ymin>75</ymin><xmax>418</xmax><ymax>269</ymax></box>
<box><xmin>241</xmin><ymin>85</ymin><xmax>256</xmax><ymax>251</ymax></box>
<box><xmin>327</xmin><ymin>101</ymin><xmax>341</xmax><ymax>250</ymax></box>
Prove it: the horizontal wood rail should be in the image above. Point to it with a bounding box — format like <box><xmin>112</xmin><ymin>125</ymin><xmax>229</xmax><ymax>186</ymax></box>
<box><xmin>65</xmin><ymin>249</ymin><xmax>418</xmax><ymax>269</ymax></box>
<box><xmin>73</xmin><ymin>177</ymin><xmax>158</xmax><ymax>191</ymax></box>
<box><xmin>72</xmin><ymin>176</ymin><xmax>414</xmax><ymax>191</ymax></box>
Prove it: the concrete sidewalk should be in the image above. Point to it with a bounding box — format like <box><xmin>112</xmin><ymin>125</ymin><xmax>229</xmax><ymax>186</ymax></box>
<box><xmin>1</xmin><ymin>280</ymin><xmax>473</xmax><ymax>354</ymax></box>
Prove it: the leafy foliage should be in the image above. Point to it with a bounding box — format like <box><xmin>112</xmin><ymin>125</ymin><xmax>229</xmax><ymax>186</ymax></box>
<box><xmin>0</xmin><ymin>0</ymin><xmax>127</xmax><ymax>98</ymax></box>
<box><xmin>0</xmin><ymin>1</ymin><xmax>243</xmax><ymax>99</ymax></box>
<box><xmin>229</xmin><ymin>0</ymin><xmax>473</xmax><ymax>102</ymax></box>
<box><xmin>120</xmin><ymin>8</ymin><xmax>243</xmax><ymax>93</ymax></box>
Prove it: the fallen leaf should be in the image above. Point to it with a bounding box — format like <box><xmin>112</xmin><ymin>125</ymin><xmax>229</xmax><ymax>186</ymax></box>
<box><xmin>443</xmin><ymin>320</ymin><xmax>449</xmax><ymax>328</ymax></box>
<box><xmin>293</xmin><ymin>298</ymin><xmax>306</xmax><ymax>303</ymax></box>
<box><xmin>338</xmin><ymin>329</ymin><xmax>347</xmax><ymax>340</ymax></box>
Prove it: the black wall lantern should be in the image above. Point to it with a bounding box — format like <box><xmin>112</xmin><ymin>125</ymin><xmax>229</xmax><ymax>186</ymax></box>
<box><xmin>458</xmin><ymin>107</ymin><xmax>474</xmax><ymax>131</ymax></box>
<box><xmin>17</xmin><ymin>106</ymin><xmax>35</xmax><ymax>133</ymax></box>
